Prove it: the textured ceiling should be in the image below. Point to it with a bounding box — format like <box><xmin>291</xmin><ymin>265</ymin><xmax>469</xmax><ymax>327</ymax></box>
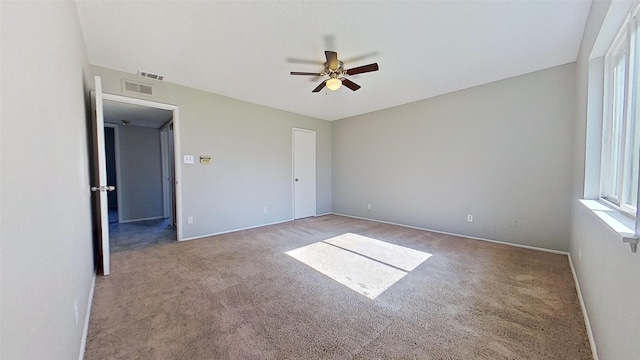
<box><xmin>77</xmin><ymin>1</ymin><xmax>592</xmax><ymax>121</ymax></box>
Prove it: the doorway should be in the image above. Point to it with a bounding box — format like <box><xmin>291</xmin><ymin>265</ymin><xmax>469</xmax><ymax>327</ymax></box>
<box><xmin>102</xmin><ymin>99</ymin><xmax>177</xmax><ymax>252</ymax></box>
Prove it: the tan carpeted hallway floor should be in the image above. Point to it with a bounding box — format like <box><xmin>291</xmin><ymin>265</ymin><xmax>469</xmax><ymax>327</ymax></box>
<box><xmin>84</xmin><ymin>215</ymin><xmax>591</xmax><ymax>359</ymax></box>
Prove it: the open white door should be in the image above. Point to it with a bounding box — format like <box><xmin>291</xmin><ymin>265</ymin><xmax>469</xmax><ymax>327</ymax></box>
<box><xmin>293</xmin><ymin>128</ymin><xmax>316</xmax><ymax>219</ymax></box>
<box><xmin>90</xmin><ymin>75</ymin><xmax>111</xmax><ymax>275</ymax></box>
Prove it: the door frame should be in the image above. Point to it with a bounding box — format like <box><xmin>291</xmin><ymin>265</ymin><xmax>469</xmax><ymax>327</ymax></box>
<box><xmin>161</xmin><ymin>124</ymin><xmax>170</xmax><ymax>219</ymax></box>
<box><xmin>101</xmin><ymin>92</ymin><xmax>184</xmax><ymax>241</ymax></box>
<box><xmin>160</xmin><ymin>121</ymin><xmax>176</xmax><ymax>226</ymax></box>
<box><xmin>292</xmin><ymin>127</ymin><xmax>317</xmax><ymax>219</ymax></box>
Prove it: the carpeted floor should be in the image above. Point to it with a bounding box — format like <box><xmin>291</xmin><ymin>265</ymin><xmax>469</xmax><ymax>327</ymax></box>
<box><xmin>84</xmin><ymin>215</ymin><xmax>591</xmax><ymax>359</ymax></box>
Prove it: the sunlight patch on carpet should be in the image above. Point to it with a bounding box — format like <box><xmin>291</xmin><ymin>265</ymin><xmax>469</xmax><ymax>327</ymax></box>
<box><xmin>286</xmin><ymin>233</ymin><xmax>432</xmax><ymax>299</ymax></box>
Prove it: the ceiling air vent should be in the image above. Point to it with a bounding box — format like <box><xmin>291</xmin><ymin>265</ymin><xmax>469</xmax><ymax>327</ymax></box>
<box><xmin>137</xmin><ymin>70</ymin><xmax>164</xmax><ymax>81</ymax></box>
<box><xmin>122</xmin><ymin>79</ymin><xmax>153</xmax><ymax>95</ymax></box>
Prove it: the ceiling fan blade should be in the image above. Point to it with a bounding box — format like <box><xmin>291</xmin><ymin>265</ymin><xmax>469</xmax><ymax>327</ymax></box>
<box><xmin>290</xmin><ymin>71</ymin><xmax>323</xmax><ymax>76</ymax></box>
<box><xmin>345</xmin><ymin>63</ymin><xmax>379</xmax><ymax>76</ymax></box>
<box><xmin>341</xmin><ymin>78</ymin><xmax>361</xmax><ymax>91</ymax></box>
<box><xmin>312</xmin><ymin>80</ymin><xmax>327</xmax><ymax>93</ymax></box>
<box><xmin>325</xmin><ymin>51</ymin><xmax>338</xmax><ymax>70</ymax></box>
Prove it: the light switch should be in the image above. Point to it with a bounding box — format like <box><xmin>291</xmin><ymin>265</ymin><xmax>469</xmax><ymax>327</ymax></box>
<box><xmin>184</xmin><ymin>155</ymin><xmax>194</xmax><ymax>164</ymax></box>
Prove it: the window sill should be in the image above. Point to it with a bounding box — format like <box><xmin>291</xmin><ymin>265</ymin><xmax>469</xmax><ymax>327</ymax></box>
<box><xmin>579</xmin><ymin>199</ymin><xmax>638</xmax><ymax>252</ymax></box>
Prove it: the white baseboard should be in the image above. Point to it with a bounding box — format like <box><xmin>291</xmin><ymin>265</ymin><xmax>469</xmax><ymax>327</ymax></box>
<box><xmin>330</xmin><ymin>212</ymin><xmax>568</xmax><ymax>255</ymax></box>
<box><xmin>78</xmin><ymin>273</ymin><xmax>96</xmax><ymax>360</ymax></box>
<box><xmin>180</xmin><ymin>213</ymin><xmax>331</xmax><ymax>242</ymax></box>
<box><xmin>180</xmin><ymin>218</ymin><xmax>295</xmax><ymax>241</ymax></box>
<box><xmin>567</xmin><ymin>254</ymin><xmax>599</xmax><ymax>360</ymax></box>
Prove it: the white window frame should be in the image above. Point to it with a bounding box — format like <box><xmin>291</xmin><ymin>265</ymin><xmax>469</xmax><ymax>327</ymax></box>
<box><xmin>601</xmin><ymin>10</ymin><xmax>640</xmax><ymax>218</ymax></box>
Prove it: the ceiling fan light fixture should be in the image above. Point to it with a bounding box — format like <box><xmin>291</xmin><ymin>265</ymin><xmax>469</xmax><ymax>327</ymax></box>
<box><xmin>326</xmin><ymin>78</ymin><xmax>342</xmax><ymax>91</ymax></box>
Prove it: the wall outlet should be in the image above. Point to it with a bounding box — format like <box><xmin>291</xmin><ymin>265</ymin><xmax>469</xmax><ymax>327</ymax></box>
<box><xmin>368</xmin><ymin>204</ymin><xmax>372</xmax><ymax>210</ymax></box>
<box><xmin>73</xmin><ymin>299</ymin><xmax>79</xmax><ymax>325</ymax></box>
<box><xmin>187</xmin><ymin>216</ymin><xmax>193</xmax><ymax>224</ymax></box>
<box><xmin>467</xmin><ymin>215</ymin><xmax>473</xmax><ymax>223</ymax></box>
<box><xmin>183</xmin><ymin>155</ymin><xmax>194</xmax><ymax>164</ymax></box>
<box><xmin>263</xmin><ymin>207</ymin><xmax>268</xmax><ymax>214</ymax></box>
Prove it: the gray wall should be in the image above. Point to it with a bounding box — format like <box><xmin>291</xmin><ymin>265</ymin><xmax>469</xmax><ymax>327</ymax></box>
<box><xmin>0</xmin><ymin>2</ymin><xmax>95</xmax><ymax>359</ymax></box>
<box><xmin>570</xmin><ymin>1</ymin><xmax>640</xmax><ymax>359</ymax></box>
<box><xmin>118</xmin><ymin>125</ymin><xmax>164</xmax><ymax>222</ymax></box>
<box><xmin>333</xmin><ymin>64</ymin><xmax>576</xmax><ymax>251</ymax></box>
<box><xmin>6</xmin><ymin>3</ymin><xmax>636</xmax><ymax>360</ymax></box>
<box><xmin>91</xmin><ymin>66</ymin><xmax>332</xmax><ymax>239</ymax></box>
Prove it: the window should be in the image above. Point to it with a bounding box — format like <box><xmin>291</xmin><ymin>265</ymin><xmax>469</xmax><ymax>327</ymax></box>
<box><xmin>602</xmin><ymin>12</ymin><xmax>640</xmax><ymax>217</ymax></box>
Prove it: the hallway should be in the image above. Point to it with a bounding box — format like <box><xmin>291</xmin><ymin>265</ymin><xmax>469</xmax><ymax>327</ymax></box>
<box><xmin>109</xmin><ymin>218</ymin><xmax>176</xmax><ymax>253</ymax></box>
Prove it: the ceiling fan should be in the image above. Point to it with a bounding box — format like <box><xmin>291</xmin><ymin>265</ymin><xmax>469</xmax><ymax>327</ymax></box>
<box><xmin>290</xmin><ymin>51</ymin><xmax>379</xmax><ymax>93</ymax></box>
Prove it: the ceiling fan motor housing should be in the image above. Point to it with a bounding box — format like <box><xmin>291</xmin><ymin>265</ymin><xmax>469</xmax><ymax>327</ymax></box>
<box><xmin>325</xmin><ymin>60</ymin><xmax>344</xmax><ymax>77</ymax></box>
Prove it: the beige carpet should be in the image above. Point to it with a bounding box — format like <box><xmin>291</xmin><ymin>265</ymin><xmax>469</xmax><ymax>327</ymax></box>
<box><xmin>84</xmin><ymin>215</ymin><xmax>591</xmax><ymax>359</ymax></box>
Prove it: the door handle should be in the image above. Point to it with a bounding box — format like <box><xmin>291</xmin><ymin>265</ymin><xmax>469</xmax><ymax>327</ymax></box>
<box><xmin>91</xmin><ymin>186</ymin><xmax>116</xmax><ymax>192</ymax></box>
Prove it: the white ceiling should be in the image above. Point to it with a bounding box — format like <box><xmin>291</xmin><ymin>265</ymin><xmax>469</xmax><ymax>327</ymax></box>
<box><xmin>76</xmin><ymin>1</ymin><xmax>592</xmax><ymax>121</ymax></box>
